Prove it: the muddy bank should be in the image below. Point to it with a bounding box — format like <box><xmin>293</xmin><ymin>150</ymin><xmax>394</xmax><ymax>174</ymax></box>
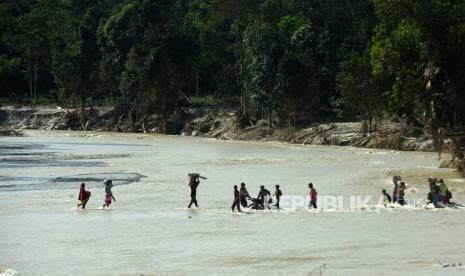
<box><xmin>0</xmin><ymin>105</ymin><xmax>442</xmax><ymax>153</ymax></box>
<box><xmin>180</xmin><ymin>109</ymin><xmax>438</xmax><ymax>152</ymax></box>
<box><xmin>1</xmin><ymin>105</ymin><xmax>463</xmax><ymax>175</ymax></box>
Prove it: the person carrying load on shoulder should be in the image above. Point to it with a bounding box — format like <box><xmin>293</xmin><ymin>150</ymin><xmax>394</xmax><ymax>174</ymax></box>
<box><xmin>239</xmin><ymin>182</ymin><xmax>250</xmax><ymax>208</ymax></box>
<box><xmin>187</xmin><ymin>173</ymin><xmax>206</xmax><ymax>208</ymax></box>
<box><xmin>308</xmin><ymin>183</ymin><xmax>317</xmax><ymax>209</ymax></box>
<box><xmin>273</xmin><ymin>185</ymin><xmax>282</xmax><ymax>210</ymax></box>
<box><xmin>231</xmin><ymin>185</ymin><xmax>241</xmax><ymax>212</ymax></box>
<box><xmin>102</xmin><ymin>179</ymin><xmax>116</xmax><ymax>208</ymax></box>
<box><xmin>77</xmin><ymin>183</ymin><xmax>91</xmax><ymax>209</ymax></box>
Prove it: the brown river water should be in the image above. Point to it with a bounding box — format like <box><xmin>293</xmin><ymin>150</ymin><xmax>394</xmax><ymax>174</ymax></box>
<box><xmin>1</xmin><ymin>130</ymin><xmax>464</xmax><ymax>275</ymax></box>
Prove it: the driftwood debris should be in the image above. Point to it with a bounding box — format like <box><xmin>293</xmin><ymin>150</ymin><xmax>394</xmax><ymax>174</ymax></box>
<box><xmin>303</xmin><ymin>129</ymin><xmax>323</xmax><ymax>145</ymax></box>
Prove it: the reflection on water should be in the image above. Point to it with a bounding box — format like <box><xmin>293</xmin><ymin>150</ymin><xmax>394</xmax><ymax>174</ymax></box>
<box><xmin>0</xmin><ymin>131</ymin><xmax>464</xmax><ymax>275</ymax></box>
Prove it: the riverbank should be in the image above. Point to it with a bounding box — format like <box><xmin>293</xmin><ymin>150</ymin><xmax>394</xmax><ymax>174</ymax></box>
<box><xmin>0</xmin><ymin>105</ymin><xmax>437</xmax><ymax>149</ymax></box>
<box><xmin>2</xmin><ymin>105</ymin><xmax>460</xmax><ymax>172</ymax></box>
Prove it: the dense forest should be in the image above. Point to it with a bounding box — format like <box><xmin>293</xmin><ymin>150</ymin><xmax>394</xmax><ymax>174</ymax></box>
<box><xmin>1</xmin><ymin>0</ymin><xmax>464</xmax><ymax>137</ymax></box>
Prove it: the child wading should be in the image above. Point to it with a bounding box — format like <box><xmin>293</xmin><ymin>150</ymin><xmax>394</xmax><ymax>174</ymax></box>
<box><xmin>231</xmin><ymin>185</ymin><xmax>241</xmax><ymax>212</ymax></box>
<box><xmin>102</xmin><ymin>179</ymin><xmax>116</xmax><ymax>208</ymax></box>
<box><xmin>77</xmin><ymin>183</ymin><xmax>91</xmax><ymax>209</ymax></box>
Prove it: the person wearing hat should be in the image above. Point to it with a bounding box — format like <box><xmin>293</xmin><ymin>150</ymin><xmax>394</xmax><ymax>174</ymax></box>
<box><xmin>77</xmin><ymin>183</ymin><xmax>91</xmax><ymax>209</ymax></box>
<box><xmin>239</xmin><ymin>182</ymin><xmax>250</xmax><ymax>208</ymax></box>
<box><xmin>102</xmin><ymin>179</ymin><xmax>116</xmax><ymax>208</ymax></box>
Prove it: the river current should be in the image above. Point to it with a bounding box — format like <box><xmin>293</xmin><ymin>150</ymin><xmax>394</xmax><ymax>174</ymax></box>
<box><xmin>1</xmin><ymin>130</ymin><xmax>464</xmax><ymax>275</ymax></box>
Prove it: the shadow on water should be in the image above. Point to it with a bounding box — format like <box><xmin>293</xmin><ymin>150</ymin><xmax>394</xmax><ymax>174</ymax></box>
<box><xmin>0</xmin><ymin>141</ymin><xmax>146</xmax><ymax>191</ymax></box>
<box><xmin>0</xmin><ymin>158</ymin><xmax>106</xmax><ymax>168</ymax></box>
<box><xmin>0</xmin><ymin>144</ymin><xmax>46</xmax><ymax>151</ymax></box>
<box><xmin>0</xmin><ymin>173</ymin><xmax>146</xmax><ymax>192</ymax></box>
<box><xmin>1</xmin><ymin>141</ymin><xmax>134</xmax><ymax>168</ymax></box>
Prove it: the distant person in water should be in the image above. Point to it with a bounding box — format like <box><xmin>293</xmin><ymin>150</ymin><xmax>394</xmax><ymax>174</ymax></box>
<box><xmin>231</xmin><ymin>185</ymin><xmax>241</xmax><ymax>212</ymax></box>
<box><xmin>396</xmin><ymin>182</ymin><xmax>406</xmax><ymax>206</ymax></box>
<box><xmin>102</xmin><ymin>179</ymin><xmax>116</xmax><ymax>208</ymax></box>
<box><xmin>427</xmin><ymin>177</ymin><xmax>440</xmax><ymax>207</ymax></box>
<box><xmin>239</xmin><ymin>182</ymin><xmax>250</xmax><ymax>208</ymax></box>
<box><xmin>77</xmin><ymin>183</ymin><xmax>91</xmax><ymax>209</ymax></box>
<box><xmin>274</xmin><ymin>185</ymin><xmax>282</xmax><ymax>210</ymax></box>
<box><xmin>428</xmin><ymin>185</ymin><xmax>441</xmax><ymax>208</ymax></box>
<box><xmin>392</xmin><ymin>176</ymin><xmax>401</xmax><ymax>203</ymax></box>
<box><xmin>308</xmin><ymin>183</ymin><xmax>317</xmax><ymax>209</ymax></box>
<box><xmin>382</xmin><ymin>189</ymin><xmax>392</xmax><ymax>207</ymax></box>
<box><xmin>257</xmin><ymin>185</ymin><xmax>271</xmax><ymax>209</ymax></box>
<box><xmin>188</xmin><ymin>174</ymin><xmax>200</xmax><ymax>208</ymax></box>
<box><xmin>438</xmin><ymin>179</ymin><xmax>450</xmax><ymax>204</ymax></box>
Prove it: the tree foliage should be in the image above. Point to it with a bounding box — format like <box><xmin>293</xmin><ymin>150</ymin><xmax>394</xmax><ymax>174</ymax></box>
<box><xmin>1</xmin><ymin>0</ymin><xmax>464</xmax><ymax>134</ymax></box>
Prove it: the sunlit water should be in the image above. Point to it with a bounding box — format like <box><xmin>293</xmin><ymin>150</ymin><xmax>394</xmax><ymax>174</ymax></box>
<box><xmin>1</xmin><ymin>130</ymin><xmax>464</xmax><ymax>275</ymax></box>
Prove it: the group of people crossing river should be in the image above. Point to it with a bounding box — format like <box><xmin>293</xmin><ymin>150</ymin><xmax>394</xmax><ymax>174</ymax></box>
<box><xmin>76</xmin><ymin>180</ymin><xmax>116</xmax><ymax>209</ymax></box>
<box><xmin>76</xmin><ymin>173</ymin><xmax>459</xmax><ymax>211</ymax></box>
<box><xmin>381</xmin><ymin>175</ymin><xmax>456</xmax><ymax>208</ymax></box>
<box><xmin>187</xmin><ymin>173</ymin><xmax>316</xmax><ymax>212</ymax></box>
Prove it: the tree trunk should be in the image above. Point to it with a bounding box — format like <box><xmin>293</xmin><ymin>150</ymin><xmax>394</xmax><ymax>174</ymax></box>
<box><xmin>80</xmin><ymin>92</ymin><xmax>86</xmax><ymax>129</ymax></box>
<box><xmin>28</xmin><ymin>74</ymin><xmax>33</xmax><ymax>106</ymax></box>
<box><xmin>26</xmin><ymin>63</ymin><xmax>33</xmax><ymax>106</ymax></box>
<box><xmin>287</xmin><ymin>104</ymin><xmax>291</xmax><ymax>136</ymax></box>
<box><xmin>33</xmin><ymin>58</ymin><xmax>38</xmax><ymax>106</ymax></box>
<box><xmin>268</xmin><ymin>103</ymin><xmax>272</xmax><ymax>137</ymax></box>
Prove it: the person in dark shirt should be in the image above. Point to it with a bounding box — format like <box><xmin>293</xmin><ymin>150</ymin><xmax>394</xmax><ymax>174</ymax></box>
<box><xmin>257</xmin><ymin>185</ymin><xmax>271</xmax><ymax>209</ymax></box>
<box><xmin>274</xmin><ymin>185</ymin><xmax>282</xmax><ymax>210</ymax></box>
<box><xmin>382</xmin><ymin>189</ymin><xmax>392</xmax><ymax>207</ymax></box>
<box><xmin>239</xmin><ymin>182</ymin><xmax>250</xmax><ymax>208</ymax></box>
<box><xmin>188</xmin><ymin>174</ymin><xmax>200</xmax><ymax>208</ymax></box>
<box><xmin>231</xmin><ymin>185</ymin><xmax>241</xmax><ymax>212</ymax></box>
<box><xmin>396</xmin><ymin>182</ymin><xmax>406</xmax><ymax>206</ymax></box>
<box><xmin>392</xmin><ymin>176</ymin><xmax>401</xmax><ymax>203</ymax></box>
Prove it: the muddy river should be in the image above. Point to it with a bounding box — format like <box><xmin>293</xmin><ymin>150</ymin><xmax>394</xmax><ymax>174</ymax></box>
<box><xmin>1</xmin><ymin>130</ymin><xmax>464</xmax><ymax>275</ymax></box>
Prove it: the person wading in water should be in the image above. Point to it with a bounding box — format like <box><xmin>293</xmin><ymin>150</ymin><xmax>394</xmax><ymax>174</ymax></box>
<box><xmin>77</xmin><ymin>183</ymin><xmax>91</xmax><ymax>209</ymax></box>
<box><xmin>188</xmin><ymin>174</ymin><xmax>200</xmax><ymax>208</ymax></box>
<box><xmin>274</xmin><ymin>185</ymin><xmax>282</xmax><ymax>210</ymax></box>
<box><xmin>308</xmin><ymin>183</ymin><xmax>318</xmax><ymax>209</ymax></box>
<box><xmin>239</xmin><ymin>182</ymin><xmax>250</xmax><ymax>208</ymax></box>
<box><xmin>102</xmin><ymin>179</ymin><xmax>116</xmax><ymax>208</ymax></box>
<box><xmin>231</xmin><ymin>185</ymin><xmax>241</xmax><ymax>212</ymax></box>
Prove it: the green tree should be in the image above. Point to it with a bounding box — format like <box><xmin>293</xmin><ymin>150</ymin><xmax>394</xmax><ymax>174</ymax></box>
<box><xmin>17</xmin><ymin>1</ymin><xmax>51</xmax><ymax>105</ymax></box>
<box><xmin>336</xmin><ymin>50</ymin><xmax>385</xmax><ymax>132</ymax></box>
